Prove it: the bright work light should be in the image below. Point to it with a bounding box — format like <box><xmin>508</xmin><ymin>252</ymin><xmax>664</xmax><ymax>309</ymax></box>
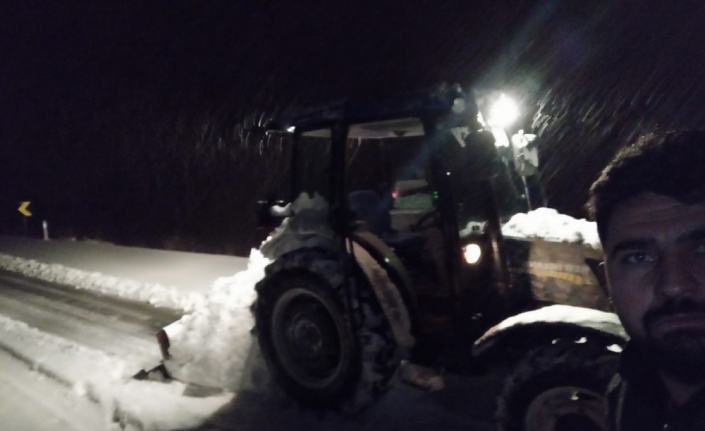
<box><xmin>487</xmin><ymin>94</ymin><xmax>519</xmax><ymax>128</ymax></box>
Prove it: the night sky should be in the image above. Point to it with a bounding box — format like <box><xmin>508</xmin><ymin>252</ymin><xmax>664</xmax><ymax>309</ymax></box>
<box><xmin>2</xmin><ymin>1</ymin><xmax>705</xmax><ymax>255</ymax></box>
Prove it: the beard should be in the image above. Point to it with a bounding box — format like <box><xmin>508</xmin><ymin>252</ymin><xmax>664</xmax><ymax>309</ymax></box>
<box><xmin>639</xmin><ymin>299</ymin><xmax>705</xmax><ymax>384</ymax></box>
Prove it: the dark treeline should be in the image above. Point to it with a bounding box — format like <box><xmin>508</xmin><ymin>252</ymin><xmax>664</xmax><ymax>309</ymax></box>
<box><xmin>1</xmin><ymin>1</ymin><xmax>704</xmax><ymax>255</ymax></box>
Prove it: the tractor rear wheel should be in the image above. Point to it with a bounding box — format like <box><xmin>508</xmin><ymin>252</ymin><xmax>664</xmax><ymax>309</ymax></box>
<box><xmin>255</xmin><ymin>266</ymin><xmax>398</xmax><ymax>412</ymax></box>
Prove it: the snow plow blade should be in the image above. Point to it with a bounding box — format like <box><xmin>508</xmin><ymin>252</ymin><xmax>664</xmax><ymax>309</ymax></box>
<box><xmin>157</xmin><ymin>327</ymin><xmax>171</xmax><ymax>360</ymax></box>
<box><xmin>131</xmin><ymin>325</ymin><xmax>175</xmax><ymax>381</ymax></box>
<box><xmin>133</xmin><ymin>363</ymin><xmax>170</xmax><ymax>381</ymax></box>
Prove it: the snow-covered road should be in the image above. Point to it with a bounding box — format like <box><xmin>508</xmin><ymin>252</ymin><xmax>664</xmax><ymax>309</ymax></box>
<box><xmin>0</xmin><ymin>271</ymin><xmax>180</xmax><ymax>360</ymax></box>
<box><xmin>0</xmin><ymin>348</ymin><xmax>104</xmax><ymax>431</ymax></box>
<box><xmin>0</xmin><ymin>236</ymin><xmax>501</xmax><ymax>430</ymax></box>
<box><xmin>0</xmin><ymin>271</ymin><xmax>499</xmax><ymax>431</ymax></box>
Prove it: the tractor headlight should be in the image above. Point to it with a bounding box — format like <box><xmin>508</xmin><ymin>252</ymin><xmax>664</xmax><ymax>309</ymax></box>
<box><xmin>462</xmin><ymin>244</ymin><xmax>482</xmax><ymax>264</ymax></box>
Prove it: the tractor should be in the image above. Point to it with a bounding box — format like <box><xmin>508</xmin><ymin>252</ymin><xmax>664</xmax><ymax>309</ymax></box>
<box><xmin>253</xmin><ymin>85</ymin><xmax>626</xmax><ymax>431</ymax></box>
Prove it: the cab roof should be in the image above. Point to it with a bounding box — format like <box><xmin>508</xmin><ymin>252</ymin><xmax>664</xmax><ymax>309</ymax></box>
<box><xmin>278</xmin><ymin>86</ymin><xmax>480</xmax><ymax>140</ymax></box>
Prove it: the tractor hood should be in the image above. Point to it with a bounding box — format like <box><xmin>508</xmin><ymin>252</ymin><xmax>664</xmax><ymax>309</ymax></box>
<box><xmin>473</xmin><ymin>304</ymin><xmax>627</xmax><ymax>357</ymax></box>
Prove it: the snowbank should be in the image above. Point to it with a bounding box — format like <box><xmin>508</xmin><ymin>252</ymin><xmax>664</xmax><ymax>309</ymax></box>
<box><xmin>0</xmin><ymin>253</ymin><xmax>204</xmax><ymax>311</ymax></box>
<box><xmin>162</xmin><ymin>249</ymin><xmax>270</xmax><ymax>390</ymax></box>
<box><xmin>501</xmin><ymin>207</ymin><xmax>601</xmax><ymax>250</ymax></box>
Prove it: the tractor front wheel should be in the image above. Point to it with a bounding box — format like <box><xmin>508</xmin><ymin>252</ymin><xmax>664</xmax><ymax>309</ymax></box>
<box><xmin>496</xmin><ymin>341</ymin><xmax>619</xmax><ymax>431</ymax></box>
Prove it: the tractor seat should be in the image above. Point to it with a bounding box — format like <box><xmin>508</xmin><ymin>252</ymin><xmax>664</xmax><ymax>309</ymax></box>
<box><xmin>348</xmin><ymin>190</ymin><xmax>426</xmax><ymax>250</ymax></box>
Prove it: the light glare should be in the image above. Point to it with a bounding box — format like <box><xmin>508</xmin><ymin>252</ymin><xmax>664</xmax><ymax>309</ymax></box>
<box><xmin>492</xmin><ymin>127</ymin><xmax>510</xmax><ymax>147</ymax></box>
<box><xmin>488</xmin><ymin>94</ymin><xmax>519</xmax><ymax>128</ymax></box>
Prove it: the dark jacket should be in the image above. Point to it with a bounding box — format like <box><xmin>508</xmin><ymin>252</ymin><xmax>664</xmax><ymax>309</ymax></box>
<box><xmin>606</xmin><ymin>343</ymin><xmax>705</xmax><ymax>431</ymax></box>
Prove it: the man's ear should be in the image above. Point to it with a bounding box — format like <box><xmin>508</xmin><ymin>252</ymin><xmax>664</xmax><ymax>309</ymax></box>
<box><xmin>585</xmin><ymin>258</ymin><xmax>610</xmax><ymax>297</ymax></box>
<box><xmin>597</xmin><ymin>261</ymin><xmax>616</xmax><ymax>311</ymax></box>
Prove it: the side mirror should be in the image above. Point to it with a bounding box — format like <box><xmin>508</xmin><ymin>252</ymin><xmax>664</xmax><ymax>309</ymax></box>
<box><xmin>511</xmin><ymin>132</ymin><xmax>539</xmax><ymax>177</ymax></box>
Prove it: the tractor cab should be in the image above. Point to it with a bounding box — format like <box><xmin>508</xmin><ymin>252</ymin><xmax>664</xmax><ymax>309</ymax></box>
<box><xmin>258</xmin><ymin>86</ymin><xmax>529</xmax><ymax>347</ymax></box>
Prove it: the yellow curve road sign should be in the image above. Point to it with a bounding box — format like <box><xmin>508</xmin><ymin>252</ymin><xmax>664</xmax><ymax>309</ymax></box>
<box><xmin>18</xmin><ymin>201</ymin><xmax>32</xmax><ymax>217</ymax></box>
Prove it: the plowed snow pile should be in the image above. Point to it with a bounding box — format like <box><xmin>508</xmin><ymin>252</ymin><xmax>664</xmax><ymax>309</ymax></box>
<box><xmin>501</xmin><ymin>207</ymin><xmax>601</xmax><ymax>250</ymax></box>
<box><xmin>162</xmin><ymin>249</ymin><xmax>269</xmax><ymax>390</ymax></box>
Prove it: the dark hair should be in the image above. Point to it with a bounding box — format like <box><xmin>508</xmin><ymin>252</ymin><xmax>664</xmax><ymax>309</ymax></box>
<box><xmin>587</xmin><ymin>130</ymin><xmax>705</xmax><ymax>242</ymax></box>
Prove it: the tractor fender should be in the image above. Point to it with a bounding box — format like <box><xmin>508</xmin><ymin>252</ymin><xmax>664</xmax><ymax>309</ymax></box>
<box><xmin>257</xmin><ymin>247</ymin><xmax>347</xmax><ymax>296</ymax></box>
<box><xmin>473</xmin><ymin>304</ymin><xmax>627</xmax><ymax>363</ymax></box>
<box><xmin>259</xmin><ymin>192</ymin><xmax>339</xmax><ymax>262</ymax></box>
<box><xmin>347</xmin><ymin>230</ymin><xmax>416</xmax><ymax>349</ymax></box>
<box><xmin>258</xmin><ymin>239</ymin><xmax>416</xmax><ymax>350</ymax></box>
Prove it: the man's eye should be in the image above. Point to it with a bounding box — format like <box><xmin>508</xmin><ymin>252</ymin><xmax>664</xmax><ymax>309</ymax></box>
<box><xmin>622</xmin><ymin>252</ymin><xmax>653</xmax><ymax>264</ymax></box>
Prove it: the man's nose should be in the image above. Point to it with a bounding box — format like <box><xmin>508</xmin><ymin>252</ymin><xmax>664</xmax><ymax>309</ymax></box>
<box><xmin>655</xmin><ymin>252</ymin><xmax>699</xmax><ymax>298</ymax></box>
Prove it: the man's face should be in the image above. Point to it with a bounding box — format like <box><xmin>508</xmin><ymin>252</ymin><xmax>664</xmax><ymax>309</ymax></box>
<box><xmin>603</xmin><ymin>193</ymin><xmax>705</xmax><ymax>381</ymax></box>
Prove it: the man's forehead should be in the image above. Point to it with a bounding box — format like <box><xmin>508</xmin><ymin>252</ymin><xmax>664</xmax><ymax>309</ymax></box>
<box><xmin>606</xmin><ymin>193</ymin><xmax>705</xmax><ymax>247</ymax></box>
